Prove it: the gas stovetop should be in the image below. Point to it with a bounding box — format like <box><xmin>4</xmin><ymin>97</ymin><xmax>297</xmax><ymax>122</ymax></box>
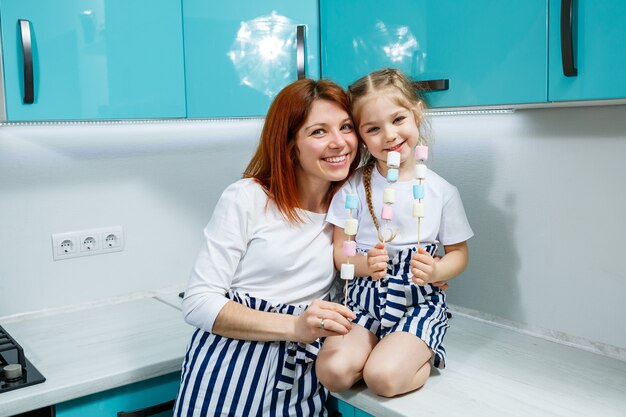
<box><xmin>0</xmin><ymin>325</ymin><xmax>46</xmax><ymax>394</ymax></box>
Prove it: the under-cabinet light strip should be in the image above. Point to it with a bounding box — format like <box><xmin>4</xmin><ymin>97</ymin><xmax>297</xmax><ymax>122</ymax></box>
<box><xmin>424</xmin><ymin>108</ymin><xmax>515</xmax><ymax>116</ymax></box>
<box><xmin>0</xmin><ymin>109</ymin><xmax>515</xmax><ymax>127</ymax></box>
<box><xmin>0</xmin><ymin>117</ymin><xmax>267</xmax><ymax>127</ymax></box>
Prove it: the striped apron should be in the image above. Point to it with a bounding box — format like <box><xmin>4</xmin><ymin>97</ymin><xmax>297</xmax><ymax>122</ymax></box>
<box><xmin>174</xmin><ymin>292</ymin><xmax>327</xmax><ymax>417</ymax></box>
<box><xmin>346</xmin><ymin>244</ymin><xmax>450</xmax><ymax>368</ymax></box>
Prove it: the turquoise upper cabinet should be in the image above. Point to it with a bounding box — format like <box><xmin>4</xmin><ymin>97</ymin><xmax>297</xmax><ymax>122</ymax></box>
<box><xmin>183</xmin><ymin>0</ymin><xmax>319</xmax><ymax>118</ymax></box>
<box><xmin>548</xmin><ymin>0</ymin><xmax>626</xmax><ymax>102</ymax></box>
<box><xmin>321</xmin><ymin>0</ymin><xmax>547</xmax><ymax>108</ymax></box>
<box><xmin>0</xmin><ymin>0</ymin><xmax>186</xmax><ymax>121</ymax></box>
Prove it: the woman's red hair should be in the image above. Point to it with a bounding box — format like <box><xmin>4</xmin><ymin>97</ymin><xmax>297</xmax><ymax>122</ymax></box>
<box><xmin>244</xmin><ymin>79</ymin><xmax>360</xmax><ymax>224</ymax></box>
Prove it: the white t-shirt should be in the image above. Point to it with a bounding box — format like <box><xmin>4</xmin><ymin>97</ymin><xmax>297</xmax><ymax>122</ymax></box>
<box><xmin>183</xmin><ymin>178</ymin><xmax>336</xmax><ymax>333</ymax></box>
<box><xmin>327</xmin><ymin>166</ymin><xmax>474</xmax><ymax>258</ymax></box>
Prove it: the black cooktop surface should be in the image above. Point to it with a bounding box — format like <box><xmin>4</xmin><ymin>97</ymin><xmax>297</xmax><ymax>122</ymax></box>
<box><xmin>0</xmin><ymin>325</ymin><xmax>46</xmax><ymax>394</ymax></box>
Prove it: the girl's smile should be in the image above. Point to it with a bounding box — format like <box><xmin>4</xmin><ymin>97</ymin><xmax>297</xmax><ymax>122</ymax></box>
<box><xmin>384</xmin><ymin>139</ymin><xmax>407</xmax><ymax>153</ymax></box>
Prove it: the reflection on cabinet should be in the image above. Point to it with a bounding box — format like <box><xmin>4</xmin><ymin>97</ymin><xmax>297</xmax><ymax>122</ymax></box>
<box><xmin>548</xmin><ymin>0</ymin><xmax>626</xmax><ymax>102</ymax></box>
<box><xmin>0</xmin><ymin>0</ymin><xmax>186</xmax><ymax>121</ymax></box>
<box><xmin>55</xmin><ymin>372</ymin><xmax>180</xmax><ymax>417</ymax></box>
<box><xmin>183</xmin><ymin>0</ymin><xmax>319</xmax><ymax>118</ymax></box>
<box><xmin>320</xmin><ymin>0</ymin><xmax>547</xmax><ymax>109</ymax></box>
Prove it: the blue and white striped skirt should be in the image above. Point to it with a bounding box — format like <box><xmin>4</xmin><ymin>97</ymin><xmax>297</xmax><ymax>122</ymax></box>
<box><xmin>346</xmin><ymin>244</ymin><xmax>450</xmax><ymax>369</ymax></box>
<box><xmin>174</xmin><ymin>292</ymin><xmax>328</xmax><ymax>417</ymax></box>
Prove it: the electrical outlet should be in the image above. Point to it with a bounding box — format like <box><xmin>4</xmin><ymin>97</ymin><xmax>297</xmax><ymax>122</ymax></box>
<box><xmin>100</xmin><ymin>226</ymin><xmax>124</xmax><ymax>253</ymax></box>
<box><xmin>52</xmin><ymin>226</ymin><xmax>124</xmax><ymax>260</ymax></box>
<box><xmin>80</xmin><ymin>235</ymin><xmax>99</xmax><ymax>252</ymax></box>
<box><xmin>52</xmin><ymin>233</ymin><xmax>79</xmax><ymax>259</ymax></box>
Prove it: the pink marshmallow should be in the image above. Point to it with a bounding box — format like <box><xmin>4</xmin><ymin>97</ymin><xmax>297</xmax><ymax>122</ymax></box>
<box><xmin>381</xmin><ymin>205</ymin><xmax>393</xmax><ymax>220</ymax></box>
<box><xmin>415</xmin><ymin>145</ymin><xmax>429</xmax><ymax>161</ymax></box>
<box><xmin>343</xmin><ymin>240</ymin><xmax>357</xmax><ymax>257</ymax></box>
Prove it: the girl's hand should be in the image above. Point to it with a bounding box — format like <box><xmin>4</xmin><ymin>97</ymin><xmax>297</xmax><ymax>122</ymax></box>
<box><xmin>410</xmin><ymin>246</ymin><xmax>438</xmax><ymax>286</ymax></box>
<box><xmin>367</xmin><ymin>242</ymin><xmax>389</xmax><ymax>280</ymax></box>
<box><xmin>430</xmin><ymin>255</ymin><xmax>449</xmax><ymax>291</ymax></box>
<box><xmin>294</xmin><ymin>299</ymin><xmax>356</xmax><ymax>344</ymax></box>
<box><xmin>431</xmin><ymin>281</ymin><xmax>449</xmax><ymax>291</ymax></box>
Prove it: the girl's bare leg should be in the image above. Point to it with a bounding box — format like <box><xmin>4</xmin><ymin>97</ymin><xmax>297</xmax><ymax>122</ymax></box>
<box><xmin>316</xmin><ymin>324</ymin><xmax>378</xmax><ymax>392</ymax></box>
<box><xmin>363</xmin><ymin>332</ymin><xmax>432</xmax><ymax>397</ymax></box>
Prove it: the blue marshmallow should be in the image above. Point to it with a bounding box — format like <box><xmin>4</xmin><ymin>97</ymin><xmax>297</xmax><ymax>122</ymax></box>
<box><xmin>413</xmin><ymin>184</ymin><xmax>424</xmax><ymax>199</ymax></box>
<box><xmin>345</xmin><ymin>194</ymin><xmax>358</xmax><ymax>209</ymax></box>
<box><xmin>387</xmin><ymin>169</ymin><xmax>399</xmax><ymax>183</ymax></box>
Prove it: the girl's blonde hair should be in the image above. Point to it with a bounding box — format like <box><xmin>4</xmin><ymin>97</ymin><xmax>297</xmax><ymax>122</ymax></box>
<box><xmin>347</xmin><ymin>67</ymin><xmax>426</xmax><ymax>140</ymax></box>
<box><xmin>347</xmin><ymin>68</ymin><xmax>427</xmax><ymax>242</ymax></box>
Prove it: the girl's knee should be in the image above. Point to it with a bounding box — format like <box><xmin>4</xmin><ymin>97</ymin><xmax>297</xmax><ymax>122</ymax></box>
<box><xmin>315</xmin><ymin>360</ymin><xmax>360</xmax><ymax>392</ymax></box>
<box><xmin>363</xmin><ymin>360</ymin><xmax>430</xmax><ymax>398</ymax></box>
<box><xmin>363</xmin><ymin>363</ymin><xmax>399</xmax><ymax>397</ymax></box>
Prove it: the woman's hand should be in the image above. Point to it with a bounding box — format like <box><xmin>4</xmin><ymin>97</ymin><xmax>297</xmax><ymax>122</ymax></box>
<box><xmin>367</xmin><ymin>242</ymin><xmax>389</xmax><ymax>280</ymax></box>
<box><xmin>293</xmin><ymin>299</ymin><xmax>356</xmax><ymax>344</ymax></box>
<box><xmin>410</xmin><ymin>246</ymin><xmax>438</xmax><ymax>286</ymax></box>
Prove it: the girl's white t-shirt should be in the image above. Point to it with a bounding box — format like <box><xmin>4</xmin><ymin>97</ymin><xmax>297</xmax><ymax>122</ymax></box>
<box><xmin>327</xmin><ymin>166</ymin><xmax>474</xmax><ymax>258</ymax></box>
<box><xmin>183</xmin><ymin>178</ymin><xmax>336</xmax><ymax>333</ymax></box>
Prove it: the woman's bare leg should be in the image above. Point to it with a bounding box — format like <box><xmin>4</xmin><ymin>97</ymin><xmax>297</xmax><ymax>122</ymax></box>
<box><xmin>363</xmin><ymin>332</ymin><xmax>432</xmax><ymax>397</ymax></box>
<box><xmin>316</xmin><ymin>324</ymin><xmax>378</xmax><ymax>392</ymax></box>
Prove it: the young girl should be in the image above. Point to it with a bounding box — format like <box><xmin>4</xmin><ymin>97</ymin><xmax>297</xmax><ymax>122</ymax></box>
<box><xmin>316</xmin><ymin>68</ymin><xmax>473</xmax><ymax>398</ymax></box>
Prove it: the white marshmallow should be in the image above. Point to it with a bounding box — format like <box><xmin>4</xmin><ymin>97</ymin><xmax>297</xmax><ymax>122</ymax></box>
<box><xmin>340</xmin><ymin>263</ymin><xmax>355</xmax><ymax>280</ymax></box>
<box><xmin>345</xmin><ymin>218</ymin><xmax>358</xmax><ymax>235</ymax></box>
<box><xmin>383</xmin><ymin>187</ymin><xmax>396</xmax><ymax>204</ymax></box>
<box><xmin>387</xmin><ymin>151</ymin><xmax>401</xmax><ymax>168</ymax></box>
<box><xmin>415</xmin><ymin>163</ymin><xmax>427</xmax><ymax>179</ymax></box>
<box><xmin>413</xmin><ymin>201</ymin><xmax>425</xmax><ymax>218</ymax></box>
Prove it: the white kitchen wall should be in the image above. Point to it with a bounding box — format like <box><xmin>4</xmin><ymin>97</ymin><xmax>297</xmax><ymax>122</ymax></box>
<box><xmin>429</xmin><ymin>104</ymin><xmax>626</xmax><ymax>357</ymax></box>
<box><xmin>1</xmin><ymin>105</ymin><xmax>625</xmax><ymax>358</ymax></box>
<box><xmin>0</xmin><ymin>120</ymin><xmax>261</xmax><ymax>316</ymax></box>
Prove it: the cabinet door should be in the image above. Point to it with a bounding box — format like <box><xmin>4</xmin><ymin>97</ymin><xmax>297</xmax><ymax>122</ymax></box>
<box><xmin>183</xmin><ymin>0</ymin><xmax>319</xmax><ymax>118</ymax></box>
<box><xmin>548</xmin><ymin>0</ymin><xmax>626</xmax><ymax>101</ymax></box>
<box><xmin>55</xmin><ymin>372</ymin><xmax>180</xmax><ymax>417</ymax></box>
<box><xmin>326</xmin><ymin>396</ymin><xmax>355</xmax><ymax>417</ymax></box>
<box><xmin>321</xmin><ymin>0</ymin><xmax>547</xmax><ymax>108</ymax></box>
<box><xmin>0</xmin><ymin>0</ymin><xmax>186</xmax><ymax>121</ymax></box>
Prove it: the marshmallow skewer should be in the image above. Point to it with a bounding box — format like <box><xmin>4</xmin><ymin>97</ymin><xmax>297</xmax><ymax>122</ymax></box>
<box><xmin>380</xmin><ymin>151</ymin><xmax>400</xmax><ymax>243</ymax></box>
<box><xmin>413</xmin><ymin>144</ymin><xmax>428</xmax><ymax>252</ymax></box>
<box><xmin>341</xmin><ymin>193</ymin><xmax>358</xmax><ymax>306</ymax></box>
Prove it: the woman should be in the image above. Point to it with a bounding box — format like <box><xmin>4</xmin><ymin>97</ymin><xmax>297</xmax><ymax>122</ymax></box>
<box><xmin>174</xmin><ymin>79</ymin><xmax>361</xmax><ymax>417</ymax></box>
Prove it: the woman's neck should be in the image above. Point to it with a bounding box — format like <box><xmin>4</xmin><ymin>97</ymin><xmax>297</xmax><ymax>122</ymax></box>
<box><xmin>296</xmin><ymin>175</ymin><xmax>330</xmax><ymax>213</ymax></box>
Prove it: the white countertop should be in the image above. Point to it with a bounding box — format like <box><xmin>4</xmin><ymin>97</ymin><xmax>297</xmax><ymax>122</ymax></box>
<box><xmin>334</xmin><ymin>313</ymin><xmax>626</xmax><ymax>417</ymax></box>
<box><xmin>0</xmin><ymin>296</ymin><xmax>194</xmax><ymax>417</ymax></box>
<box><xmin>1</xmin><ymin>295</ymin><xmax>625</xmax><ymax>417</ymax></box>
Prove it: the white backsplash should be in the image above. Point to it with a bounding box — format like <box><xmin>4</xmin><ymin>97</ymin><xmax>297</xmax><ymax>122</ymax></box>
<box><xmin>1</xmin><ymin>106</ymin><xmax>625</xmax><ymax>355</ymax></box>
<box><xmin>0</xmin><ymin>120</ymin><xmax>261</xmax><ymax>316</ymax></box>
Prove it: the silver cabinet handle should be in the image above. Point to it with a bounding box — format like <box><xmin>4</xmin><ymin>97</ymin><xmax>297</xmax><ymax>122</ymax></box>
<box><xmin>18</xmin><ymin>19</ymin><xmax>34</xmax><ymax>104</ymax></box>
<box><xmin>296</xmin><ymin>25</ymin><xmax>306</xmax><ymax>80</ymax></box>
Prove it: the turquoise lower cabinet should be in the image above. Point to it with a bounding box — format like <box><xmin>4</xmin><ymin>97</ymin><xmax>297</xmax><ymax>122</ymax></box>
<box><xmin>0</xmin><ymin>0</ymin><xmax>186</xmax><ymax>121</ymax></box>
<box><xmin>548</xmin><ymin>0</ymin><xmax>626</xmax><ymax>102</ymax></box>
<box><xmin>321</xmin><ymin>0</ymin><xmax>547</xmax><ymax>108</ymax></box>
<box><xmin>55</xmin><ymin>373</ymin><xmax>180</xmax><ymax>417</ymax></box>
<box><xmin>183</xmin><ymin>0</ymin><xmax>320</xmax><ymax>118</ymax></box>
<box><xmin>326</xmin><ymin>396</ymin><xmax>374</xmax><ymax>417</ymax></box>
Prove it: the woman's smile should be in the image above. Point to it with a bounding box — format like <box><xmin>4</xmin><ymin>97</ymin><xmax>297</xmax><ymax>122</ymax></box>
<box><xmin>323</xmin><ymin>153</ymin><xmax>350</xmax><ymax>165</ymax></box>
